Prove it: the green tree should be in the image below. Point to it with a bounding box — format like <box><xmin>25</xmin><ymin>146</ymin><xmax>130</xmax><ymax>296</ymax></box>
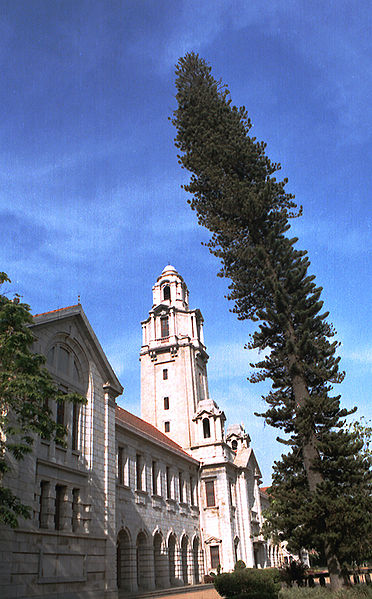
<box><xmin>172</xmin><ymin>53</ymin><xmax>372</xmax><ymax>590</ymax></box>
<box><xmin>0</xmin><ymin>273</ymin><xmax>84</xmax><ymax>527</ymax></box>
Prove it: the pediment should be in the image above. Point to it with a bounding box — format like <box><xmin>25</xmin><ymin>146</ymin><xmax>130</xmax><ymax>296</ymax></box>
<box><xmin>31</xmin><ymin>305</ymin><xmax>123</xmax><ymax>397</ymax></box>
<box><xmin>193</xmin><ymin>409</ymin><xmax>214</xmax><ymax>420</ymax></box>
<box><xmin>204</xmin><ymin>536</ymin><xmax>222</xmax><ymax>545</ymax></box>
<box><xmin>151</xmin><ymin>304</ymin><xmax>171</xmax><ymax>316</ymax></box>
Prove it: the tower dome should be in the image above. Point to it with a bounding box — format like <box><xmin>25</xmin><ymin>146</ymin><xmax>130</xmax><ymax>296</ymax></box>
<box><xmin>162</xmin><ymin>264</ymin><xmax>178</xmax><ymax>274</ymax></box>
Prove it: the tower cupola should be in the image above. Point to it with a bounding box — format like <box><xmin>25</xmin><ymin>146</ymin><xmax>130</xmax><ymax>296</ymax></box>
<box><xmin>152</xmin><ymin>265</ymin><xmax>189</xmax><ymax>310</ymax></box>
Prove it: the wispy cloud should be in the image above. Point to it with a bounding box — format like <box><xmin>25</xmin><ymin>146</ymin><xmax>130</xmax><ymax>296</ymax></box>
<box><xmin>342</xmin><ymin>346</ymin><xmax>372</xmax><ymax>370</ymax></box>
<box><xmin>208</xmin><ymin>340</ymin><xmax>268</xmax><ymax>381</ymax></box>
<box><xmin>292</xmin><ymin>219</ymin><xmax>372</xmax><ymax>256</ymax></box>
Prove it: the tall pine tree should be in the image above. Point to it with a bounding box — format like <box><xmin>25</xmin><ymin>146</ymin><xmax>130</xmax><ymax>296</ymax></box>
<box><xmin>172</xmin><ymin>53</ymin><xmax>371</xmax><ymax>590</ymax></box>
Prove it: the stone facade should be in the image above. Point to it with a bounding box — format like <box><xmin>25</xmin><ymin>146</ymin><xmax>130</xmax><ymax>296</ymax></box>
<box><xmin>0</xmin><ymin>306</ymin><xmax>123</xmax><ymax>599</ymax></box>
<box><xmin>1</xmin><ymin>266</ymin><xmax>280</xmax><ymax>599</ymax></box>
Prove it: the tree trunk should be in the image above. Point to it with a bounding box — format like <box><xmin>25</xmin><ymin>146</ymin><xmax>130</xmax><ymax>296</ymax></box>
<box><xmin>291</xmin><ymin>371</ymin><xmax>344</xmax><ymax>588</ymax></box>
<box><xmin>262</xmin><ymin>254</ymin><xmax>345</xmax><ymax>588</ymax></box>
<box><xmin>326</xmin><ymin>546</ymin><xmax>344</xmax><ymax>591</ymax></box>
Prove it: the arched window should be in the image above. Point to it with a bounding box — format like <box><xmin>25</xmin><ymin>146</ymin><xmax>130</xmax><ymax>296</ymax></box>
<box><xmin>46</xmin><ymin>344</ymin><xmax>82</xmax><ymax>385</ymax></box>
<box><xmin>232</xmin><ymin>439</ymin><xmax>238</xmax><ymax>451</ymax></box>
<box><xmin>163</xmin><ymin>285</ymin><xmax>170</xmax><ymax>300</ymax></box>
<box><xmin>203</xmin><ymin>418</ymin><xmax>211</xmax><ymax>439</ymax></box>
<box><xmin>117</xmin><ymin>529</ymin><xmax>131</xmax><ymax>590</ymax></box>
<box><xmin>136</xmin><ymin>532</ymin><xmax>147</xmax><ymax>589</ymax></box>
<box><xmin>181</xmin><ymin>535</ymin><xmax>189</xmax><ymax>584</ymax></box>
<box><xmin>168</xmin><ymin>534</ymin><xmax>177</xmax><ymax>585</ymax></box>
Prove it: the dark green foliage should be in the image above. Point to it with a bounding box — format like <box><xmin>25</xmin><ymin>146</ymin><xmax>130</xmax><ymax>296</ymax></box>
<box><xmin>0</xmin><ymin>273</ymin><xmax>85</xmax><ymax>527</ymax></box>
<box><xmin>235</xmin><ymin>560</ymin><xmax>247</xmax><ymax>570</ymax></box>
<box><xmin>279</xmin><ymin>560</ymin><xmax>308</xmax><ymax>587</ymax></box>
<box><xmin>214</xmin><ymin>568</ymin><xmax>281</xmax><ymax>599</ymax></box>
<box><xmin>172</xmin><ymin>53</ymin><xmax>372</xmax><ymax>585</ymax></box>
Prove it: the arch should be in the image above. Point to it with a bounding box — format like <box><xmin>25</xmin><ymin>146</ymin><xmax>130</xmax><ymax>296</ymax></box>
<box><xmin>163</xmin><ymin>284</ymin><xmax>171</xmax><ymax>301</ymax></box>
<box><xmin>168</xmin><ymin>533</ymin><xmax>177</xmax><ymax>586</ymax></box>
<box><xmin>180</xmin><ymin>534</ymin><xmax>189</xmax><ymax>585</ymax></box>
<box><xmin>45</xmin><ymin>333</ymin><xmax>89</xmax><ymax>393</ymax></box>
<box><xmin>153</xmin><ymin>530</ymin><xmax>167</xmax><ymax>588</ymax></box>
<box><xmin>117</xmin><ymin>528</ymin><xmax>132</xmax><ymax>590</ymax></box>
<box><xmin>203</xmin><ymin>417</ymin><xmax>211</xmax><ymax>439</ymax></box>
<box><xmin>192</xmin><ymin>536</ymin><xmax>200</xmax><ymax>584</ymax></box>
<box><xmin>136</xmin><ymin>531</ymin><xmax>149</xmax><ymax>590</ymax></box>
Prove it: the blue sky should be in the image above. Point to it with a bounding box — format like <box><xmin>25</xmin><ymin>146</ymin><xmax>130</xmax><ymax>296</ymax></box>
<box><xmin>1</xmin><ymin>0</ymin><xmax>371</xmax><ymax>484</ymax></box>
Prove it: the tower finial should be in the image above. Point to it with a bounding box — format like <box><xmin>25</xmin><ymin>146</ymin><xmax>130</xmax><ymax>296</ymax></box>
<box><xmin>78</xmin><ymin>294</ymin><xmax>81</xmax><ymax>305</ymax></box>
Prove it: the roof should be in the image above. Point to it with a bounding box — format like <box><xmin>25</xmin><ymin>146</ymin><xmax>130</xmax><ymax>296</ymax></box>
<box><xmin>260</xmin><ymin>486</ymin><xmax>270</xmax><ymax>495</ymax></box>
<box><xmin>234</xmin><ymin>446</ymin><xmax>262</xmax><ymax>478</ymax></box>
<box><xmin>33</xmin><ymin>305</ymin><xmax>81</xmax><ymax>318</ymax></box>
<box><xmin>116</xmin><ymin>405</ymin><xmax>199</xmax><ymax>464</ymax></box>
<box><xmin>31</xmin><ymin>304</ymin><xmax>123</xmax><ymax>397</ymax></box>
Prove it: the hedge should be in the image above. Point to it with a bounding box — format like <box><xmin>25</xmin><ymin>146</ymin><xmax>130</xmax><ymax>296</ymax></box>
<box><xmin>214</xmin><ymin>567</ymin><xmax>281</xmax><ymax>599</ymax></box>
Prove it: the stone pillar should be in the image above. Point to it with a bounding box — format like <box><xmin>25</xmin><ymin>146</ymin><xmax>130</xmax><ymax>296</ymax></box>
<box><xmin>60</xmin><ymin>487</ymin><xmax>73</xmax><ymax>532</ymax></box>
<box><xmin>151</xmin><ymin>313</ymin><xmax>156</xmax><ymax>341</ymax></box>
<box><xmin>38</xmin><ymin>481</ymin><xmax>54</xmax><ymax>529</ymax></box>
<box><xmin>236</xmin><ymin>472</ymin><xmax>255</xmax><ymax>568</ymax></box>
<box><xmin>103</xmin><ymin>383</ymin><xmax>119</xmax><ymax>598</ymax></box>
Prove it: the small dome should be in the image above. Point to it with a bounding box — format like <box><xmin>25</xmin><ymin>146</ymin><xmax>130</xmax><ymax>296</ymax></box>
<box><xmin>162</xmin><ymin>264</ymin><xmax>178</xmax><ymax>274</ymax></box>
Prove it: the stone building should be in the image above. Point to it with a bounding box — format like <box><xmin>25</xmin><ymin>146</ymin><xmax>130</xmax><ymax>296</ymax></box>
<box><xmin>1</xmin><ymin>265</ymin><xmax>276</xmax><ymax>599</ymax></box>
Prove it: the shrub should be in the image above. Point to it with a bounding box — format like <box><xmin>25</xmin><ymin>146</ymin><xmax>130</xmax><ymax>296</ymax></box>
<box><xmin>235</xmin><ymin>560</ymin><xmax>247</xmax><ymax>570</ymax></box>
<box><xmin>214</xmin><ymin>567</ymin><xmax>281</xmax><ymax>599</ymax></box>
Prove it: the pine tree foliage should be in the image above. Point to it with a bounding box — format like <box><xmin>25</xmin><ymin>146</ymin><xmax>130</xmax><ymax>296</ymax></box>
<box><xmin>172</xmin><ymin>53</ymin><xmax>371</xmax><ymax>586</ymax></box>
<box><xmin>0</xmin><ymin>273</ymin><xmax>84</xmax><ymax>527</ymax></box>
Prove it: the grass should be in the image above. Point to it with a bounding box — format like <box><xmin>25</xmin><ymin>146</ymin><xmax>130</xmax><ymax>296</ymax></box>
<box><xmin>279</xmin><ymin>586</ymin><xmax>372</xmax><ymax>599</ymax></box>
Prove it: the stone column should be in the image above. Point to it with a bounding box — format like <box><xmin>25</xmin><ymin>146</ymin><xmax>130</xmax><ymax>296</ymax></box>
<box><xmin>39</xmin><ymin>481</ymin><xmax>54</xmax><ymax>529</ymax></box>
<box><xmin>60</xmin><ymin>487</ymin><xmax>73</xmax><ymax>532</ymax></box>
<box><xmin>151</xmin><ymin>313</ymin><xmax>156</xmax><ymax>341</ymax></box>
<box><xmin>103</xmin><ymin>383</ymin><xmax>119</xmax><ymax>598</ymax></box>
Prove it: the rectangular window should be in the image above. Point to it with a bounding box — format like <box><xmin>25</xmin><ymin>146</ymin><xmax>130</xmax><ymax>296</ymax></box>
<box><xmin>160</xmin><ymin>316</ymin><xmax>169</xmax><ymax>338</ymax></box>
<box><xmin>54</xmin><ymin>484</ymin><xmax>66</xmax><ymax>530</ymax></box>
<box><xmin>136</xmin><ymin>454</ymin><xmax>143</xmax><ymax>490</ymax></box>
<box><xmin>229</xmin><ymin>480</ymin><xmax>235</xmax><ymax>506</ymax></box>
<box><xmin>190</xmin><ymin>476</ymin><xmax>194</xmax><ymax>505</ymax></box>
<box><xmin>179</xmin><ymin>471</ymin><xmax>183</xmax><ymax>502</ymax></box>
<box><xmin>71</xmin><ymin>488</ymin><xmax>80</xmax><ymax>532</ymax></box>
<box><xmin>56</xmin><ymin>400</ymin><xmax>65</xmax><ymax>427</ymax></box>
<box><xmin>164</xmin><ymin>421</ymin><xmax>170</xmax><ymax>433</ymax></box>
<box><xmin>164</xmin><ymin>397</ymin><xmax>169</xmax><ymax>410</ymax></box>
<box><xmin>152</xmin><ymin>460</ymin><xmax>158</xmax><ymax>495</ymax></box>
<box><xmin>71</xmin><ymin>403</ymin><xmax>79</xmax><ymax>450</ymax></box>
<box><xmin>39</xmin><ymin>481</ymin><xmax>49</xmax><ymax>529</ymax></box>
<box><xmin>118</xmin><ymin>447</ymin><xmax>124</xmax><ymax>484</ymax></box>
<box><xmin>166</xmin><ymin>466</ymin><xmax>172</xmax><ymax>499</ymax></box>
<box><xmin>163</xmin><ymin>368</ymin><xmax>168</xmax><ymax>380</ymax></box>
<box><xmin>210</xmin><ymin>545</ymin><xmax>220</xmax><ymax>569</ymax></box>
<box><xmin>205</xmin><ymin>480</ymin><xmax>216</xmax><ymax>507</ymax></box>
